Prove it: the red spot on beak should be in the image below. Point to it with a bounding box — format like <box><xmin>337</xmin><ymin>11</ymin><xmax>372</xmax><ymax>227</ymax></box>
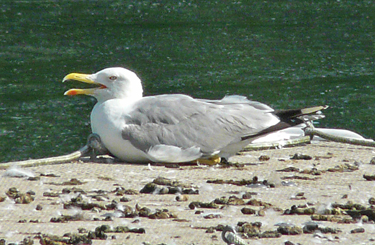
<box><xmin>65</xmin><ymin>90</ymin><xmax>78</xmax><ymax>96</ymax></box>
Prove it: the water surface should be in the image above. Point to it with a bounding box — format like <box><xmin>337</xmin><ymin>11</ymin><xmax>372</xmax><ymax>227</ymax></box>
<box><xmin>1</xmin><ymin>1</ymin><xmax>374</xmax><ymax>162</ymax></box>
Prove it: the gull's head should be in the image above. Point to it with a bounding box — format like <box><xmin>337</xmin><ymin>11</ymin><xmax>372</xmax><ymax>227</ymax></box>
<box><xmin>63</xmin><ymin>67</ymin><xmax>143</xmax><ymax>102</ymax></box>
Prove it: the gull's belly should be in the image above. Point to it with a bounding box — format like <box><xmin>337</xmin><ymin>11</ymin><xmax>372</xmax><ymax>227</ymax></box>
<box><xmin>91</xmin><ymin>102</ymin><xmax>150</xmax><ymax>163</ymax></box>
<box><xmin>94</xmin><ymin>125</ymin><xmax>150</xmax><ymax>163</ymax></box>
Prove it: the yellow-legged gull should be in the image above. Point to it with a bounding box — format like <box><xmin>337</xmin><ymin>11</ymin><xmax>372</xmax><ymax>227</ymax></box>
<box><xmin>63</xmin><ymin>67</ymin><xmax>326</xmax><ymax>163</ymax></box>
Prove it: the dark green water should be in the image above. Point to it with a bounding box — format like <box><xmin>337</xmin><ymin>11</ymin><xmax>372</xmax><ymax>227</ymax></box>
<box><xmin>1</xmin><ymin>1</ymin><xmax>374</xmax><ymax>162</ymax></box>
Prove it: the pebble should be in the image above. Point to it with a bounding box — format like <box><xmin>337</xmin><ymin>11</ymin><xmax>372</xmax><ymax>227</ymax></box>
<box><xmin>351</xmin><ymin>227</ymin><xmax>365</xmax><ymax>234</ymax></box>
<box><xmin>290</xmin><ymin>153</ymin><xmax>312</xmax><ymax>160</ymax></box>
<box><xmin>176</xmin><ymin>195</ymin><xmax>189</xmax><ymax>202</ymax></box>
<box><xmin>363</xmin><ymin>174</ymin><xmax>375</xmax><ymax>181</ymax></box>
<box><xmin>241</xmin><ymin>207</ymin><xmax>257</xmax><ymax>215</ymax></box>
<box><xmin>259</xmin><ymin>155</ymin><xmax>270</xmax><ymax>161</ymax></box>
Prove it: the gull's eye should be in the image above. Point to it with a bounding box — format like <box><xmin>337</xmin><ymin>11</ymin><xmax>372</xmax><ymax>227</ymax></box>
<box><xmin>109</xmin><ymin>76</ymin><xmax>117</xmax><ymax>81</ymax></box>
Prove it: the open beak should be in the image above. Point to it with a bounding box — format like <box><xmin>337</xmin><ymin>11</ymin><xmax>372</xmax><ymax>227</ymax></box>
<box><xmin>62</xmin><ymin>73</ymin><xmax>106</xmax><ymax>96</ymax></box>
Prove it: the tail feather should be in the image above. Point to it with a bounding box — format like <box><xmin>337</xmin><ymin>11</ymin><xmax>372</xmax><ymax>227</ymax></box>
<box><xmin>241</xmin><ymin>105</ymin><xmax>328</xmax><ymax>141</ymax></box>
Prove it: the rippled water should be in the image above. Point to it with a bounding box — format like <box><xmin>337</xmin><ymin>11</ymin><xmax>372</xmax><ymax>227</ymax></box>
<box><xmin>1</xmin><ymin>1</ymin><xmax>374</xmax><ymax>162</ymax></box>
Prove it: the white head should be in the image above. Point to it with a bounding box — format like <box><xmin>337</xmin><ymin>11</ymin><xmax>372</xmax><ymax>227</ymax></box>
<box><xmin>63</xmin><ymin>67</ymin><xmax>144</xmax><ymax>103</ymax></box>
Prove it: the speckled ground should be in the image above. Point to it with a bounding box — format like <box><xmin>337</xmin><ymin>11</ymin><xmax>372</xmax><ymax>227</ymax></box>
<box><xmin>1</xmin><ymin>142</ymin><xmax>375</xmax><ymax>245</ymax></box>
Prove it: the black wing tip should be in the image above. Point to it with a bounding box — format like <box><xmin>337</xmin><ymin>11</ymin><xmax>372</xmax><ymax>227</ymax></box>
<box><xmin>242</xmin><ymin>105</ymin><xmax>329</xmax><ymax>142</ymax></box>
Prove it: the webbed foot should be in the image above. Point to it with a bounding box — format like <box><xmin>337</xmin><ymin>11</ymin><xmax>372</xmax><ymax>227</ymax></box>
<box><xmin>87</xmin><ymin>133</ymin><xmax>110</xmax><ymax>161</ymax></box>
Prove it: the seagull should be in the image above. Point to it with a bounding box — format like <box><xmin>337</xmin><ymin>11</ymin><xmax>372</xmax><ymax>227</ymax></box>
<box><xmin>63</xmin><ymin>67</ymin><xmax>326</xmax><ymax>164</ymax></box>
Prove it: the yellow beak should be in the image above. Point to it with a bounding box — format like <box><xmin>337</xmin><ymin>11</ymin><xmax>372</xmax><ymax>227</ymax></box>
<box><xmin>62</xmin><ymin>73</ymin><xmax>104</xmax><ymax>96</ymax></box>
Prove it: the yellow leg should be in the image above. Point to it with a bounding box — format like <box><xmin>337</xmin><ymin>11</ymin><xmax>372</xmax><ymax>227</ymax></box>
<box><xmin>153</xmin><ymin>155</ymin><xmax>221</xmax><ymax>166</ymax></box>
<box><xmin>194</xmin><ymin>155</ymin><xmax>221</xmax><ymax>165</ymax></box>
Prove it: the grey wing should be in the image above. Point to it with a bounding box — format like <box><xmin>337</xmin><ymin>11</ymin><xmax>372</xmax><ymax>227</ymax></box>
<box><xmin>121</xmin><ymin>94</ymin><xmax>279</xmax><ymax>162</ymax></box>
<box><xmin>198</xmin><ymin>95</ymin><xmax>275</xmax><ymax>111</ymax></box>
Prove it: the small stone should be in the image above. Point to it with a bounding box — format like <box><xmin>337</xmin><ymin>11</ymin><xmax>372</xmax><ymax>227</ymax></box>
<box><xmin>129</xmin><ymin>227</ymin><xmax>145</xmax><ymax>234</ymax></box>
<box><xmin>242</xmin><ymin>192</ymin><xmax>253</xmax><ymax>199</ymax></box>
<box><xmin>98</xmin><ymin>176</ymin><xmax>114</xmax><ymax>181</ymax></box>
<box><xmin>259</xmin><ymin>155</ymin><xmax>270</xmax><ymax>161</ymax></box>
<box><xmin>276</xmin><ymin>166</ymin><xmax>300</xmax><ymax>172</ymax></box>
<box><xmin>159</xmin><ymin>187</ymin><xmax>169</xmax><ymax>194</ymax></box>
<box><xmin>238</xmin><ymin>221</ymin><xmax>262</xmax><ymax>234</ymax></box>
<box><xmin>188</xmin><ymin>201</ymin><xmax>219</xmax><ymax>209</ymax></box>
<box><xmin>285</xmin><ymin>241</ymin><xmax>296</xmax><ymax>245</ymax></box>
<box><xmin>15</xmin><ymin>194</ymin><xmax>35</xmax><ymax>204</ymax></box>
<box><xmin>94</xmin><ymin>196</ymin><xmax>107</xmax><ymax>202</ymax></box>
<box><xmin>246</xmin><ymin>199</ymin><xmax>272</xmax><ymax>207</ymax></box>
<box><xmin>257</xmin><ymin>209</ymin><xmax>266</xmax><ymax>216</ymax></box>
<box><xmin>241</xmin><ymin>207</ymin><xmax>257</xmax><ymax>215</ymax></box>
<box><xmin>103</xmin><ymin>216</ymin><xmax>113</xmax><ymax>221</ymax></box>
<box><xmin>296</xmin><ymin>192</ymin><xmax>304</xmax><ymax>197</ymax></box>
<box><xmin>96</xmin><ymin>224</ymin><xmax>112</xmax><ymax>232</ymax></box>
<box><xmin>105</xmin><ymin>200</ymin><xmax>118</xmax><ymax>210</ymax></box>
<box><xmin>214</xmin><ymin>196</ymin><xmax>245</xmax><ymax>205</ymax></box>
<box><xmin>140</xmin><ymin>183</ymin><xmax>157</xmax><ymax>193</ymax></box>
<box><xmin>138</xmin><ymin>207</ymin><xmax>151</xmax><ymax>217</ymax></box>
<box><xmin>291</xmin><ymin>192</ymin><xmax>306</xmax><ymax>200</ymax></box>
<box><xmin>173</xmin><ymin>218</ymin><xmax>189</xmax><ymax>222</ymax></box>
<box><xmin>43</xmin><ymin>191</ymin><xmax>60</xmax><ymax>197</ymax></box>
<box><xmin>319</xmin><ymin>227</ymin><xmax>342</xmax><ymax>234</ymax></box>
<box><xmin>113</xmin><ymin>226</ymin><xmax>129</xmax><ymax>232</ymax></box>
<box><xmin>363</xmin><ymin>174</ymin><xmax>375</xmax><ymax>181</ymax></box>
<box><xmin>362</xmin><ymin>215</ymin><xmax>369</xmax><ymax>223</ymax></box>
<box><xmin>115</xmin><ymin>188</ymin><xmax>126</xmax><ymax>195</ymax></box>
<box><xmin>26</xmin><ymin>190</ymin><xmax>36</xmax><ymax>195</ymax></box>
<box><xmin>327</xmin><ymin>163</ymin><xmax>359</xmax><ymax>172</ymax></box>
<box><xmin>6</xmin><ymin>187</ymin><xmax>19</xmax><ymax>198</ymax></box>
<box><xmin>258</xmin><ymin>230</ymin><xmax>282</xmax><ymax>238</ymax></box>
<box><xmin>302</xmin><ymin>222</ymin><xmax>318</xmax><ymax>234</ymax></box>
<box><xmin>21</xmin><ymin>237</ymin><xmax>33</xmax><ymax>245</ymax></box>
<box><xmin>206</xmin><ymin>227</ymin><xmax>215</xmax><ymax>233</ymax></box>
<box><xmin>176</xmin><ymin>195</ymin><xmax>188</xmax><ymax>202</ymax></box>
<box><xmin>120</xmin><ymin>197</ymin><xmax>130</xmax><ymax>202</ymax></box>
<box><xmin>291</xmin><ymin>153</ymin><xmax>312</xmax><ymax>160</ymax></box>
<box><xmin>284</xmin><ymin>205</ymin><xmax>315</xmax><ymax>215</ymax></box>
<box><xmin>78</xmin><ymin>228</ymin><xmax>88</xmax><ymax>233</ymax></box>
<box><xmin>124</xmin><ymin>189</ymin><xmax>139</xmax><ymax>195</ymax></box>
<box><xmin>27</xmin><ymin>176</ymin><xmax>41</xmax><ymax>181</ymax></box>
<box><xmin>62</xmin><ymin>178</ymin><xmax>86</xmax><ymax>185</ymax></box>
<box><xmin>351</xmin><ymin>227</ymin><xmax>365</xmax><ymax>233</ymax></box>
<box><xmin>40</xmin><ymin>173</ymin><xmax>59</xmax><ymax>177</ymax></box>
<box><xmin>277</xmin><ymin>225</ymin><xmax>303</xmax><ymax>235</ymax></box>
<box><xmin>149</xmin><ymin>211</ymin><xmax>170</xmax><ymax>219</ymax></box>
<box><xmin>91</xmin><ymin>207</ymin><xmax>101</xmax><ymax>213</ymax></box>
<box><xmin>203</xmin><ymin>213</ymin><xmax>222</xmax><ymax>219</ymax></box>
<box><xmin>36</xmin><ymin>204</ymin><xmax>43</xmax><ymax>210</ymax></box>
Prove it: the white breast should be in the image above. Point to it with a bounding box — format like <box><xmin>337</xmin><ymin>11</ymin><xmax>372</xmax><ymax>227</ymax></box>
<box><xmin>90</xmin><ymin>99</ymin><xmax>150</xmax><ymax>163</ymax></box>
